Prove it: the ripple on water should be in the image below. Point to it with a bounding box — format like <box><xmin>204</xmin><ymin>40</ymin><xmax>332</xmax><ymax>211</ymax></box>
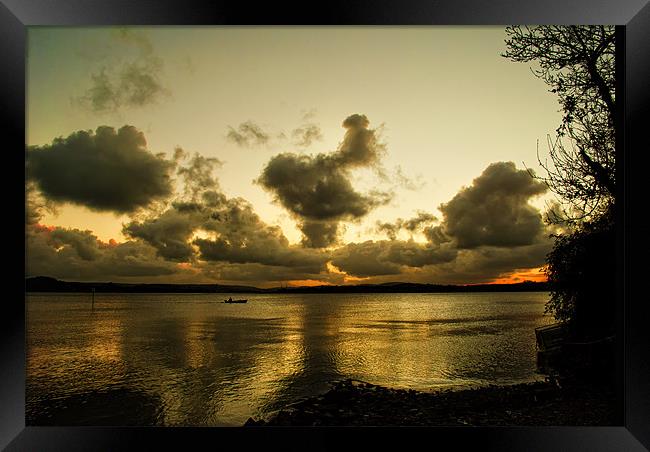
<box><xmin>26</xmin><ymin>292</ymin><xmax>551</xmax><ymax>425</ymax></box>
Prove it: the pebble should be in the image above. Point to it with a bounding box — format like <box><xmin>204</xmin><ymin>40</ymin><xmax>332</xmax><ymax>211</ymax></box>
<box><xmin>244</xmin><ymin>377</ymin><xmax>615</xmax><ymax>427</ymax></box>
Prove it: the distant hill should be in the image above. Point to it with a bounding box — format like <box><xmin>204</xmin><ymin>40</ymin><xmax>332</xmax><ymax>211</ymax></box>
<box><xmin>25</xmin><ymin>276</ymin><xmax>264</xmax><ymax>294</ymax></box>
<box><xmin>25</xmin><ymin>276</ymin><xmax>548</xmax><ymax>294</ymax></box>
<box><xmin>269</xmin><ymin>280</ymin><xmax>549</xmax><ymax>293</ymax></box>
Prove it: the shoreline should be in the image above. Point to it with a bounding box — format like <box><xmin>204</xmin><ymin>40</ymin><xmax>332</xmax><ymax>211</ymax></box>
<box><xmin>245</xmin><ymin>377</ymin><xmax>618</xmax><ymax>426</ymax></box>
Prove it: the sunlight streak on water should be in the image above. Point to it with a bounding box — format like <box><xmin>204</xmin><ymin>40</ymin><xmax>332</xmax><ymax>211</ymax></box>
<box><xmin>26</xmin><ymin>292</ymin><xmax>552</xmax><ymax>426</ymax></box>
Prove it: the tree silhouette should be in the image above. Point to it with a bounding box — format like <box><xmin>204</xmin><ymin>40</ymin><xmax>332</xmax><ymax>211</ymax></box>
<box><xmin>503</xmin><ymin>26</ymin><xmax>617</xmax><ymax>340</ymax></box>
<box><xmin>503</xmin><ymin>25</ymin><xmax>615</xmax><ymax>224</ymax></box>
<box><xmin>543</xmin><ymin>211</ymin><xmax>616</xmax><ymax>339</ymax></box>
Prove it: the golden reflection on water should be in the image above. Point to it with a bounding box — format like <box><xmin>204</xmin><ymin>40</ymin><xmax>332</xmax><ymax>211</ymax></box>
<box><xmin>184</xmin><ymin>320</ymin><xmax>212</xmax><ymax>370</ymax></box>
<box><xmin>87</xmin><ymin>314</ymin><xmax>123</xmax><ymax>363</ymax></box>
<box><xmin>27</xmin><ymin>292</ymin><xmax>551</xmax><ymax>426</ymax></box>
<box><xmin>157</xmin><ymin>302</ymin><xmax>310</xmax><ymax>425</ymax></box>
<box><xmin>325</xmin><ymin>297</ymin><xmax>458</xmax><ymax>388</ymax></box>
<box><xmin>241</xmin><ymin>306</ymin><xmax>307</xmax><ymax>412</ymax></box>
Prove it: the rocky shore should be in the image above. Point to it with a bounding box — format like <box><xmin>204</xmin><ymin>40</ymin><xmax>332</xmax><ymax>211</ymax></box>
<box><xmin>244</xmin><ymin>377</ymin><xmax>618</xmax><ymax>426</ymax></box>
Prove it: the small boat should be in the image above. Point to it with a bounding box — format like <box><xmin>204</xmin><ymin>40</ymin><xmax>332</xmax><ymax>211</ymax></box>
<box><xmin>535</xmin><ymin>323</ymin><xmax>567</xmax><ymax>372</ymax></box>
<box><xmin>224</xmin><ymin>298</ymin><xmax>247</xmax><ymax>303</ymax></box>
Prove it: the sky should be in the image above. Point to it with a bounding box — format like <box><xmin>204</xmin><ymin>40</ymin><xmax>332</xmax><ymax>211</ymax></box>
<box><xmin>25</xmin><ymin>26</ymin><xmax>566</xmax><ymax>287</ymax></box>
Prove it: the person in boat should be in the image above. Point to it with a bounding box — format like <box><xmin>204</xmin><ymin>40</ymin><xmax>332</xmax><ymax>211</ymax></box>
<box><xmin>228</xmin><ymin>297</ymin><xmax>232</xmax><ymax>302</ymax></box>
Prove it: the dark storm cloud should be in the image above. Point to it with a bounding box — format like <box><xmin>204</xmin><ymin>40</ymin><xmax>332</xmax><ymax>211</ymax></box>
<box><xmin>78</xmin><ymin>30</ymin><xmax>168</xmax><ymax>113</ymax></box>
<box><xmin>258</xmin><ymin>114</ymin><xmax>391</xmax><ymax>248</ymax></box>
<box><xmin>26</xmin><ymin>225</ymin><xmax>179</xmax><ymax>280</ymax></box>
<box><xmin>439</xmin><ymin>162</ymin><xmax>547</xmax><ymax>249</ymax></box>
<box><xmin>226</xmin><ymin>121</ymin><xmax>271</xmax><ymax>147</ymax></box>
<box><xmin>26</xmin><ymin>126</ymin><xmax>175</xmax><ymax>213</ymax></box>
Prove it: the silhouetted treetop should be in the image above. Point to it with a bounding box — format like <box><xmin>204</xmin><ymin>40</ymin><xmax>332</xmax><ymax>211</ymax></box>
<box><xmin>503</xmin><ymin>26</ymin><xmax>615</xmax><ymax>224</ymax></box>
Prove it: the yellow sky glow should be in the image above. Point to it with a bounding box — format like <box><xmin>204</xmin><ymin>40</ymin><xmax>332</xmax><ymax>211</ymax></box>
<box><xmin>27</xmin><ymin>26</ymin><xmax>562</xmax><ymax>285</ymax></box>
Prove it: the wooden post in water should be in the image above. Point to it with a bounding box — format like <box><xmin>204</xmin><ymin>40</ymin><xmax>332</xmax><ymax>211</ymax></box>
<box><xmin>92</xmin><ymin>287</ymin><xmax>95</xmax><ymax>310</ymax></box>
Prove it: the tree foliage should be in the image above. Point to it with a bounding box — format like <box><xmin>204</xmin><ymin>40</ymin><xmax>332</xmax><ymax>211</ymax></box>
<box><xmin>543</xmin><ymin>212</ymin><xmax>616</xmax><ymax>338</ymax></box>
<box><xmin>503</xmin><ymin>25</ymin><xmax>616</xmax><ymax>224</ymax></box>
<box><xmin>503</xmin><ymin>26</ymin><xmax>617</xmax><ymax>336</ymax></box>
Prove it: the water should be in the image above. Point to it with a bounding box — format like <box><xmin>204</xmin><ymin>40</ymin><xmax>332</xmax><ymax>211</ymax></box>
<box><xmin>26</xmin><ymin>292</ymin><xmax>553</xmax><ymax>426</ymax></box>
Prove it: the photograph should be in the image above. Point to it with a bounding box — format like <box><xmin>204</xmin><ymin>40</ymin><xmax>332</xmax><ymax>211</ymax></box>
<box><xmin>0</xmin><ymin>0</ymin><xmax>647</xmax><ymax>447</ymax></box>
<box><xmin>23</xmin><ymin>24</ymin><xmax>623</xmax><ymax>429</ymax></box>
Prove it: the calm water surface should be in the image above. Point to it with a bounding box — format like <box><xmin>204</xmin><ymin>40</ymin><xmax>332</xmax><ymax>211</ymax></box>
<box><xmin>26</xmin><ymin>292</ymin><xmax>552</xmax><ymax>426</ymax></box>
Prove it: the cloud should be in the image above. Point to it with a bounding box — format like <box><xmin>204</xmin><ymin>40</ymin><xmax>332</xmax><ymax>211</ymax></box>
<box><xmin>198</xmin><ymin>261</ymin><xmax>337</xmax><ymax>286</ymax></box>
<box><xmin>330</xmin><ymin>237</ymin><xmax>550</xmax><ymax>283</ymax></box>
<box><xmin>414</xmin><ymin>240</ymin><xmax>553</xmax><ymax>285</ymax></box>
<box><xmin>26</xmin><ymin>122</ymin><xmax>554</xmax><ymax>286</ymax></box>
<box><xmin>332</xmin><ymin>162</ymin><xmax>551</xmax><ymax>282</ymax></box>
<box><xmin>331</xmin><ymin>241</ymin><xmax>401</xmax><ymax>277</ymax></box>
<box><xmin>226</xmin><ymin>110</ymin><xmax>323</xmax><ymax>150</ymax></box>
<box><xmin>175</xmin><ymin>150</ymin><xmax>223</xmax><ymax>200</ymax></box>
<box><xmin>126</xmin><ymin>196</ymin><xmax>328</xmax><ymax>271</ymax></box>
<box><xmin>27</xmin><ymin>123</ymin><xmax>329</xmax><ymax>283</ymax></box>
<box><xmin>335</xmin><ymin>114</ymin><xmax>385</xmax><ymax>167</ymax></box>
<box><xmin>111</xmin><ymin>28</ymin><xmax>154</xmax><ymax>55</ymax></box>
<box><xmin>117</xmin><ymin>60</ymin><xmax>166</xmax><ymax>107</ymax></box>
<box><xmin>258</xmin><ymin>114</ymin><xmax>391</xmax><ymax>248</ymax></box>
<box><xmin>391</xmin><ymin>165</ymin><xmax>426</xmax><ymax>191</ymax></box>
<box><xmin>26</xmin><ymin>125</ymin><xmax>175</xmax><ymax>213</ymax></box>
<box><xmin>123</xmin><ymin>157</ymin><xmax>329</xmax><ymax>272</ymax></box>
<box><xmin>77</xmin><ymin>30</ymin><xmax>168</xmax><ymax>113</ymax></box>
<box><xmin>299</xmin><ymin>221</ymin><xmax>341</xmax><ymax>248</ymax></box>
<box><xmin>194</xmin><ymin>198</ymin><xmax>328</xmax><ymax>271</ymax></box>
<box><xmin>25</xmin><ymin>181</ymin><xmax>57</xmax><ymax>225</ymax></box>
<box><xmin>26</xmin><ymin>224</ymin><xmax>180</xmax><ymax>281</ymax></box>
<box><xmin>300</xmin><ymin>108</ymin><xmax>318</xmax><ymax>121</ymax></box>
<box><xmin>226</xmin><ymin>121</ymin><xmax>271</xmax><ymax>147</ymax></box>
<box><xmin>331</xmin><ymin>239</ymin><xmax>457</xmax><ymax>277</ymax></box>
<box><xmin>438</xmin><ymin>161</ymin><xmax>547</xmax><ymax>249</ymax></box>
<box><xmin>291</xmin><ymin>124</ymin><xmax>323</xmax><ymax>148</ymax></box>
<box><xmin>376</xmin><ymin>211</ymin><xmax>438</xmax><ymax>240</ymax></box>
<box><xmin>258</xmin><ymin>153</ymin><xmax>385</xmax><ymax>221</ymax></box>
<box><xmin>82</xmin><ymin>70</ymin><xmax>119</xmax><ymax>112</ymax></box>
<box><xmin>123</xmin><ymin>208</ymin><xmax>199</xmax><ymax>262</ymax></box>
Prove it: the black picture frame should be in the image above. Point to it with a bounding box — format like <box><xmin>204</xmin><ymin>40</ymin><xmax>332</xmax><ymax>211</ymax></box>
<box><xmin>3</xmin><ymin>1</ymin><xmax>649</xmax><ymax>450</ymax></box>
